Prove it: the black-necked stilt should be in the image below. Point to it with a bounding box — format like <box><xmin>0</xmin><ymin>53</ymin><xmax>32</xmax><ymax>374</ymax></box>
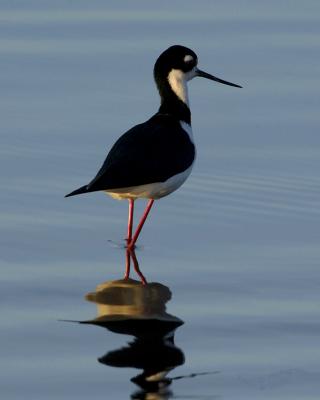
<box><xmin>65</xmin><ymin>45</ymin><xmax>241</xmax><ymax>249</ymax></box>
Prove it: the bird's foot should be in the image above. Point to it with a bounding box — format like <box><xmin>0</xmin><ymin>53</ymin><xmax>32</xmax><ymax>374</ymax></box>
<box><xmin>107</xmin><ymin>239</ymin><xmax>143</xmax><ymax>251</ymax></box>
<box><xmin>126</xmin><ymin>241</ymin><xmax>136</xmax><ymax>251</ymax></box>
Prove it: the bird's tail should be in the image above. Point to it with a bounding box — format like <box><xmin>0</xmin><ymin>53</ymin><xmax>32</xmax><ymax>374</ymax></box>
<box><xmin>65</xmin><ymin>185</ymin><xmax>90</xmax><ymax>198</ymax></box>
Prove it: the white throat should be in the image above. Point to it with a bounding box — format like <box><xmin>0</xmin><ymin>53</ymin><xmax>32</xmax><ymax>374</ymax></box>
<box><xmin>167</xmin><ymin>69</ymin><xmax>189</xmax><ymax>106</ymax></box>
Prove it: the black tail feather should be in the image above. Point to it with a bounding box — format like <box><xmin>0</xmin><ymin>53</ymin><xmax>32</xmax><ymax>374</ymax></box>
<box><xmin>65</xmin><ymin>185</ymin><xmax>90</xmax><ymax>198</ymax></box>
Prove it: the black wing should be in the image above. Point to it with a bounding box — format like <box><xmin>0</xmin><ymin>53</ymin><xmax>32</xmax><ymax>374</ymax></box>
<box><xmin>87</xmin><ymin>114</ymin><xmax>195</xmax><ymax>191</ymax></box>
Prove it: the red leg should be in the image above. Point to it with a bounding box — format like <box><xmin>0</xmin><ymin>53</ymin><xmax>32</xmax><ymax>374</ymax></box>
<box><xmin>128</xmin><ymin>199</ymin><xmax>154</xmax><ymax>250</ymax></box>
<box><xmin>124</xmin><ymin>249</ymin><xmax>131</xmax><ymax>279</ymax></box>
<box><xmin>130</xmin><ymin>248</ymin><xmax>147</xmax><ymax>285</ymax></box>
<box><xmin>127</xmin><ymin>199</ymin><xmax>135</xmax><ymax>244</ymax></box>
<box><xmin>124</xmin><ymin>199</ymin><xmax>134</xmax><ymax>277</ymax></box>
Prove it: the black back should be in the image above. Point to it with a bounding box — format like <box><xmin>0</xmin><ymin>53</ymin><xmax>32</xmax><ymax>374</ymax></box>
<box><xmin>87</xmin><ymin>113</ymin><xmax>195</xmax><ymax>191</ymax></box>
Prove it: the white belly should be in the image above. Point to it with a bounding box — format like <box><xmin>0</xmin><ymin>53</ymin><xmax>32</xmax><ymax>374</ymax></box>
<box><xmin>105</xmin><ymin>164</ymin><xmax>194</xmax><ymax>200</ymax></box>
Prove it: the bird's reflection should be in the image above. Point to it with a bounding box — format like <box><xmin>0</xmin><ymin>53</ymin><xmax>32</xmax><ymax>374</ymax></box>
<box><xmin>82</xmin><ymin>249</ymin><xmax>185</xmax><ymax>399</ymax></box>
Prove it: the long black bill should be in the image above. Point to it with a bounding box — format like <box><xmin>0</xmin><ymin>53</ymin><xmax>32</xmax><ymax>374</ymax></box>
<box><xmin>196</xmin><ymin>68</ymin><xmax>242</xmax><ymax>88</ymax></box>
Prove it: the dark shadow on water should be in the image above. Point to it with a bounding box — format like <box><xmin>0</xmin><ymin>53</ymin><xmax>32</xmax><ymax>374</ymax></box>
<box><xmin>81</xmin><ymin>250</ymin><xmax>185</xmax><ymax>399</ymax></box>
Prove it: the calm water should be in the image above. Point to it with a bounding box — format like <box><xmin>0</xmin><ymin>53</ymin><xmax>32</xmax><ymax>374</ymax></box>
<box><xmin>1</xmin><ymin>1</ymin><xmax>320</xmax><ymax>399</ymax></box>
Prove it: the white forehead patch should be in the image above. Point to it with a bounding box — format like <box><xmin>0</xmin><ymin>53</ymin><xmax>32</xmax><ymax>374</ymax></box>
<box><xmin>184</xmin><ymin>54</ymin><xmax>194</xmax><ymax>63</ymax></box>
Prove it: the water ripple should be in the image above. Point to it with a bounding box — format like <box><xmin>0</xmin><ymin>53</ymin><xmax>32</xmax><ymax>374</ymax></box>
<box><xmin>172</xmin><ymin>171</ymin><xmax>320</xmax><ymax>222</ymax></box>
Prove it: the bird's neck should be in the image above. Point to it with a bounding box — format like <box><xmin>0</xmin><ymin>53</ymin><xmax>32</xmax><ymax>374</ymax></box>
<box><xmin>167</xmin><ymin>69</ymin><xmax>190</xmax><ymax>106</ymax></box>
<box><xmin>156</xmin><ymin>71</ymin><xmax>191</xmax><ymax>125</ymax></box>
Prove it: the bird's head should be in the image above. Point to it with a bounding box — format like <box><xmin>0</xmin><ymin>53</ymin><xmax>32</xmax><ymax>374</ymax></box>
<box><xmin>154</xmin><ymin>45</ymin><xmax>241</xmax><ymax>105</ymax></box>
<box><xmin>154</xmin><ymin>45</ymin><xmax>199</xmax><ymax>83</ymax></box>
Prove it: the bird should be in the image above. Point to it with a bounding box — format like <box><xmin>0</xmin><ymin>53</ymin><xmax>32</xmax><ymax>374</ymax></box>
<box><xmin>65</xmin><ymin>45</ymin><xmax>241</xmax><ymax>250</ymax></box>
